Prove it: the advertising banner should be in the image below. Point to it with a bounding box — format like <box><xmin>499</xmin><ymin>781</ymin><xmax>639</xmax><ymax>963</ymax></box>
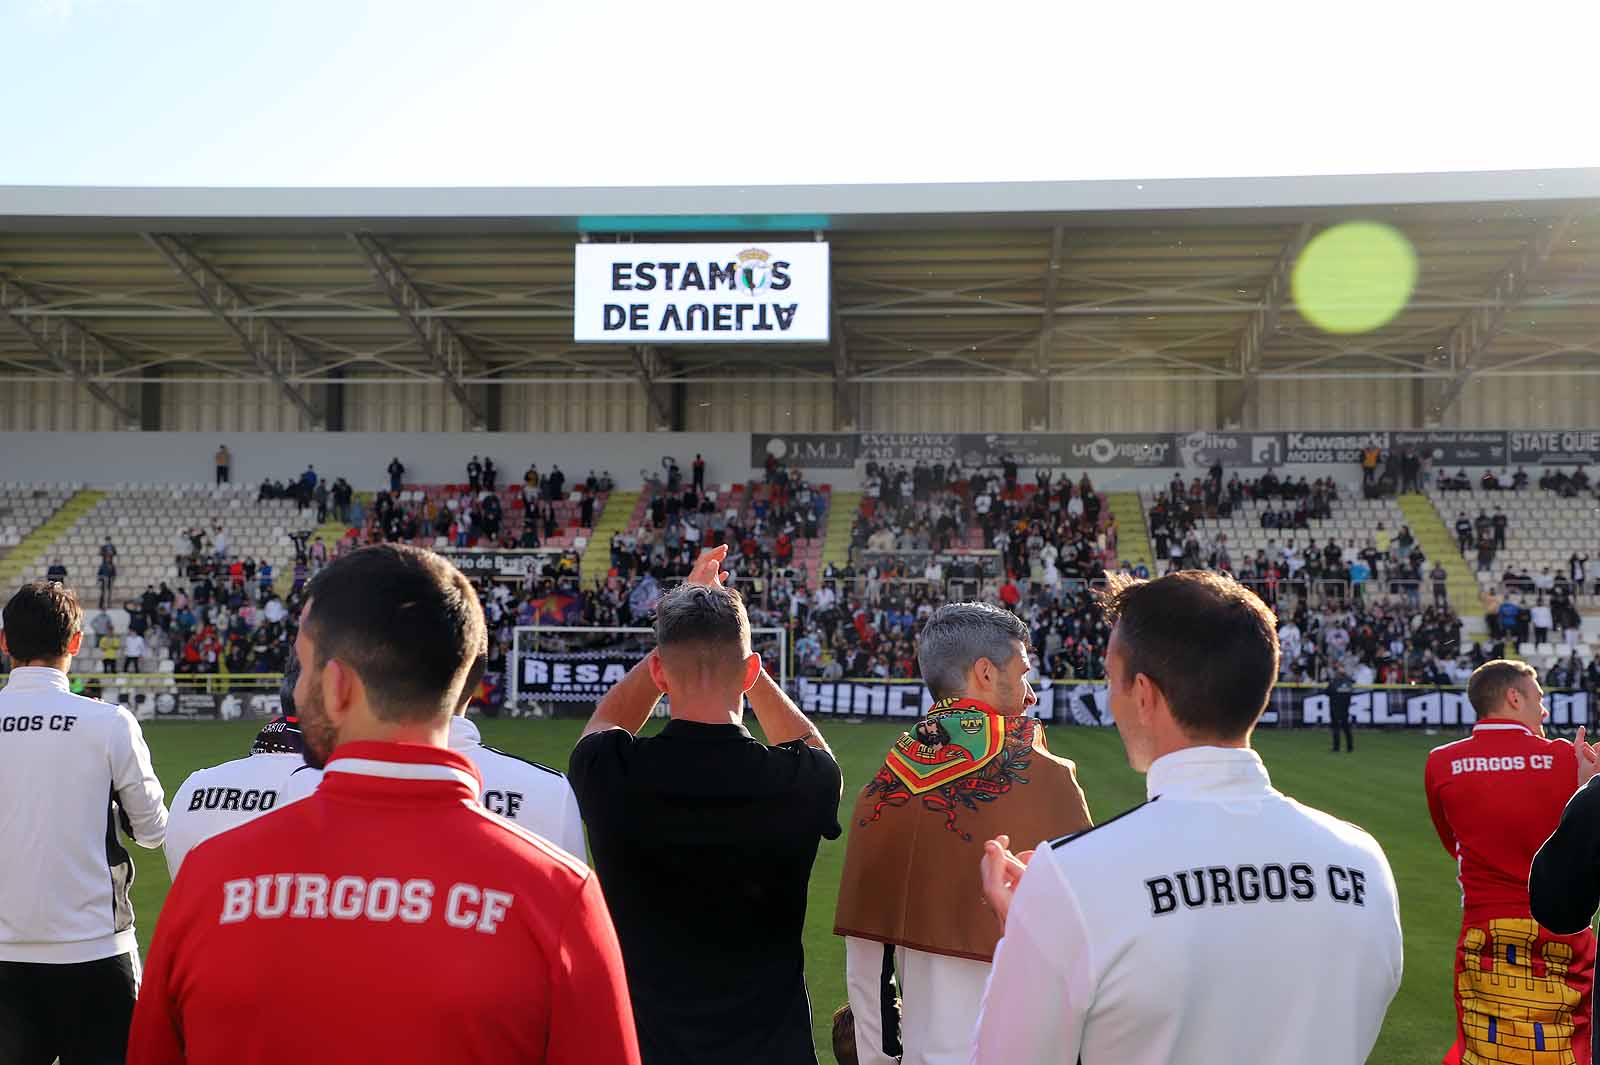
<box><xmin>119</xmin><ymin>687</ymin><xmax>283</xmax><ymax>721</ymax></box>
<box><xmin>957</xmin><ymin>433</ymin><xmax>1177</xmax><ymax>470</ymax></box>
<box><xmin>796</xmin><ymin>679</ymin><xmax>1592</xmax><ymax>729</ymax></box>
<box><xmin>439</xmin><ymin>549</ymin><xmax>552</xmax><ymax>580</ymax></box>
<box><xmin>956</xmin><ymin>433</ymin><xmax>1072</xmax><ymax>469</ymax></box>
<box><xmin>751</xmin><ymin>433</ymin><xmax>858</xmax><ymax>470</ymax></box>
<box><xmin>1281</xmin><ymin>430</ymin><xmax>1390</xmax><ymax>465</ymax></box>
<box><xmin>1391</xmin><ymin>430</ymin><xmax>1508</xmax><ymax>466</ymax></box>
<box><xmin>748</xmin><ymin>428</ymin><xmax>1597</xmax><ymax>473</ymax></box>
<box><xmin>574</xmin><ymin>242</ymin><xmax>830</xmax><ymax>343</ymax></box>
<box><xmin>1173</xmin><ymin>430</ymin><xmax>1287</xmax><ymax>469</ymax></box>
<box><xmin>859</xmin><ymin>433</ymin><xmax>961</xmax><ymax>464</ymax></box>
<box><xmin>1508</xmin><ymin>429</ymin><xmax>1600</xmax><ymax>466</ymax></box>
<box><xmin>519</xmin><ymin>652</ymin><xmax>638</xmax><ymax>705</ymax></box>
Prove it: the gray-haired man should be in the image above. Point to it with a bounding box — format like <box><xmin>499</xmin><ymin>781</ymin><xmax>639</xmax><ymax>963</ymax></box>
<box><xmin>834</xmin><ymin>602</ymin><xmax>1092</xmax><ymax>1065</ymax></box>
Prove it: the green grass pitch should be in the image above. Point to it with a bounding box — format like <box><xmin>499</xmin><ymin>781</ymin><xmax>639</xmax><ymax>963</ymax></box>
<box><xmin>130</xmin><ymin>720</ymin><xmax>1468</xmax><ymax>1063</ymax></box>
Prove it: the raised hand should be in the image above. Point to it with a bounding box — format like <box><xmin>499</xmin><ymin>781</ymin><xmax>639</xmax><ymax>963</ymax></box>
<box><xmin>687</xmin><ymin>545</ymin><xmax>730</xmax><ymax>588</ymax></box>
<box><xmin>1576</xmin><ymin>725</ymin><xmax>1600</xmax><ymax>790</ymax></box>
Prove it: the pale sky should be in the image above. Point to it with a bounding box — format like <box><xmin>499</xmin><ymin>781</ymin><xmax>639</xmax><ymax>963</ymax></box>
<box><xmin>4</xmin><ymin>0</ymin><xmax>1598</xmax><ymax>188</ymax></box>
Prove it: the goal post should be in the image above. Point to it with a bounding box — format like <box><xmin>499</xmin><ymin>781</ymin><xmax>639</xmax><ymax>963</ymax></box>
<box><xmin>508</xmin><ymin>625</ymin><xmax>788</xmax><ymax>718</ymax></box>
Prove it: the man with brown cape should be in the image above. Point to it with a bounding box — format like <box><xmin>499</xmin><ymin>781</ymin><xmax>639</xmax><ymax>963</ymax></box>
<box><xmin>834</xmin><ymin>602</ymin><xmax>1092</xmax><ymax>1065</ymax></box>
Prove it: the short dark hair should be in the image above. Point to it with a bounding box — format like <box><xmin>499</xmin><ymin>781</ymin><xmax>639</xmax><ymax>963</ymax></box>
<box><xmin>654</xmin><ymin>584</ymin><xmax>750</xmax><ymax>671</ymax></box>
<box><xmin>279</xmin><ymin>652</ymin><xmax>300</xmax><ymax>717</ymax></box>
<box><xmin>457</xmin><ymin>653</ymin><xmax>488</xmax><ymax>712</ymax></box>
<box><xmin>303</xmin><ymin>544</ymin><xmax>485</xmax><ymax>724</ymax></box>
<box><xmin>1467</xmin><ymin>660</ymin><xmax>1537</xmax><ymax>716</ymax></box>
<box><xmin>1099</xmin><ymin>570</ymin><xmax>1279</xmax><ymax>740</ymax></box>
<box><xmin>3</xmin><ymin>581</ymin><xmax>82</xmax><ymax>663</ymax></box>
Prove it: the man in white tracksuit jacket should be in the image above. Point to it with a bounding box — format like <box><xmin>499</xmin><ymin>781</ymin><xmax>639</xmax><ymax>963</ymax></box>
<box><xmin>974</xmin><ymin>570</ymin><xmax>1403</xmax><ymax>1065</ymax></box>
<box><xmin>0</xmin><ymin>580</ymin><xmax>169</xmax><ymax>1064</ymax></box>
<box><xmin>163</xmin><ymin>661</ymin><xmax>311</xmax><ymax>879</ymax></box>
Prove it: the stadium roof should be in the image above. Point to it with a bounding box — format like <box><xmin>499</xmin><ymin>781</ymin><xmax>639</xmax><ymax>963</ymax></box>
<box><xmin>2</xmin><ymin>168</ymin><xmax>1599</xmax><ymax>428</ymax></box>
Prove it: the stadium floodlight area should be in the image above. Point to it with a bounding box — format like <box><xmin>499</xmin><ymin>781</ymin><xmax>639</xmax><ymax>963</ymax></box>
<box><xmin>509</xmin><ymin>625</ymin><xmax>787</xmax><ymax>718</ymax></box>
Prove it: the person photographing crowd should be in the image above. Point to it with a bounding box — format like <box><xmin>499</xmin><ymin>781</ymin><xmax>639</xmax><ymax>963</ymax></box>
<box><xmin>0</xmin><ymin>580</ymin><xmax>169</xmax><ymax>1065</ymax></box>
<box><xmin>129</xmin><ymin>544</ymin><xmax>638</xmax><ymax>1064</ymax></box>
<box><xmin>569</xmin><ymin>544</ymin><xmax>842</xmax><ymax>1065</ymax></box>
<box><xmin>972</xmin><ymin>570</ymin><xmax>1402</xmax><ymax>1065</ymax></box>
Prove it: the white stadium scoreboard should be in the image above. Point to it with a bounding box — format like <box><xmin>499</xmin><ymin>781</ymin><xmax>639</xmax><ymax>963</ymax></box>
<box><xmin>573</xmin><ymin>242</ymin><xmax>830</xmax><ymax>343</ymax></box>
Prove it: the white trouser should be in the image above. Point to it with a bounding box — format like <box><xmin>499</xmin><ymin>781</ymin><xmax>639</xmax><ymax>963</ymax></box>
<box><xmin>845</xmin><ymin>935</ymin><xmax>992</xmax><ymax>1065</ymax></box>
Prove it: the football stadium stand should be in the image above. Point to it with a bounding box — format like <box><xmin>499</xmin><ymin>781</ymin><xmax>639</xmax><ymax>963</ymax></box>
<box><xmin>38</xmin><ymin>484</ymin><xmax>304</xmax><ymax>601</ymax></box>
<box><xmin>0</xmin><ymin>484</ymin><xmax>83</xmax><ymax>584</ymax></box>
<box><xmin>1138</xmin><ymin>477</ymin><xmax>1410</xmax><ymax>598</ymax></box>
<box><xmin>364</xmin><ymin>482</ymin><xmax>602</xmax><ymax>554</ymax></box>
<box><xmin>1427</xmin><ymin>479</ymin><xmax>1600</xmax><ymax>597</ymax></box>
<box><xmin>0</xmin><ymin>454</ymin><xmax>1594</xmax><ymax>696</ymax></box>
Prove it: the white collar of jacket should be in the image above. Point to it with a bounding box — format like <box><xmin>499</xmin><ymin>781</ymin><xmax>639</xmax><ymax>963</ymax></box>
<box><xmin>1471</xmin><ymin>718</ymin><xmax>1535</xmax><ymax>737</ymax></box>
<box><xmin>449</xmin><ymin>714</ymin><xmax>482</xmax><ymax>751</ymax></box>
<box><xmin>321</xmin><ymin>740</ymin><xmax>482</xmax><ymax>800</ymax></box>
<box><xmin>3</xmin><ymin>666</ymin><xmax>71</xmax><ymax>694</ymax></box>
<box><xmin>1145</xmin><ymin>745</ymin><xmax>1275</xmax><ymax>802</ymax></box>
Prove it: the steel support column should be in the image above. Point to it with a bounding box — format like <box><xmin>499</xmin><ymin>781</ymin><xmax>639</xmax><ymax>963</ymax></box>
<box><xmin>832</xmin><ymin>308</ymin><xmax>857</xmax><ymax>431</ymax></box>
<box><xmin>632</xmin><ymin>345</ymin><xmax>676</xmax><ymax>431</ymax></box>
<box><xmin>139</xmin><ymin>363</ymin><xmax>162</xmax><ymax>430</ymax></box>
<box><xmin>1222</xmin><ymin>224</ymin><xmax>1310</xmax><ymax>428</ymax></box>
<box><xmin>142</xmin><ymin>233</ymin><xmax>325</xmax><ymax>427</ymax></box>
<box><xmin>0</xmin><ymin>273</ymin><xmax>138</xmax><ymax>425</ymax></box>
<box><xmin>1422</xmin><ymin>216</ymin><xmax>1578</xmax><ymax>424</ymax></box>
<box><xmin>348</xmin><ymin>233</ymin><xmax>487</xmax><ymax>428</ymax></box>
<box><xmin>1023</xmin><ymin>226</ymin><xmax>1064</xmax><ymax>430</ymax></box>
<box><xmin>826</xmin><ymin>236</ymin><xmax>858</xmax><ymax>430</ymax></box>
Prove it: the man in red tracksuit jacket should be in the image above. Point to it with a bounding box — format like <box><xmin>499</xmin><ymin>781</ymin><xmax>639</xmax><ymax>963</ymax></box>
<box><xmin>1425</xmin><ymin>659</ymin><xmax>1594</xmax><ymax>1065</ymax></box>
<box><xmin>128</xmin><ymin>544</ymin><xmax>639</xmax><ymax>1065</ymax></box>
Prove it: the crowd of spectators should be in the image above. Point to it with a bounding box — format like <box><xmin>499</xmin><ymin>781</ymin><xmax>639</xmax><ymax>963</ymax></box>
<box><xmin>1448</xmin><ymin>506</ymin><xmax>1512</xmax><ymax>573</ymax></box>
<box><xmin>1483</xmin><ymin>577</ymin><xmax>1588</xmax><ymax>647</ymax></box>
<box><xmin>255</xmin><ymin>466</ymin><xmax>354</xmax><ymax>525</ymax></box>
<box><xmin>790</xmin><ymin>459</ymin><xmax>1120</xmax><ymax>682</ymax></box>
<box><xmin>1142</xmin><ymin>467</ymin><xmax>1477</xmax><ymax>683</ymax></box>
<box><xmin>1436</xmin><ymin>464</ymin><xmax>1596</xmax><ymax>496</ymax></box>
<box><xmin>1150</xmin><ymin>472</ymin><xmax>1429</xmax><ymax>606</ymax></box>
<box><xmin>11</xmin><ymin>451</ymin><xmax>1599</xmax><ymax>700</ymax></box>
<box><xmin>1274</xmin><ymin>599</ymin><xmax>1464</xmax><ymax>685</ymax></box>
<box><xmin>1443</xmin><ymin>473</ymin><xmax>1600</xmax><ymax>601</ymax></box>
<box><xmin>82</xmin><ymin>566</ymin><xmax>303</xmax><ymax>680</ymax></box>
<box><xmin>359</xmin><ymin>464</ymin><xmax>614</xmax><ymax>551</ymax></box>
<box><xmin>1175</xmin><ymin>525</ymin><xmax>1433</xmax><ymax>610</ymax></box>
<box><xmin>1357</xmin><ymin>442</ymin><xmax>1429</xmax><ymax>495</ymax></box>
<box><xmin>854</xmin><ymin>459</ymin><xmax>1117</xmax><ymax>588</ymax></box>
<box><xmin>1149</xmin><ymin>471</ymin><xmax>1340</xmax><ymax>559</ymax></box>
<box><xmin>609</xmin><ymin>467</ymin><xmax>826</xmax><ymax>591</ymax></box>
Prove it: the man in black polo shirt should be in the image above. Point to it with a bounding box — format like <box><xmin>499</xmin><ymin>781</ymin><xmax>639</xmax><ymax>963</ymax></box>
<box><xmin>570</xmin><ymin>545</ymin><xmax>842</xmax><ymax>1065</ymax></box>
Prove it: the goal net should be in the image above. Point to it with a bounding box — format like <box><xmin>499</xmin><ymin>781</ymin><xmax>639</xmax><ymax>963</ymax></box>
<box><xmin>507</xmin><ymin>625</ymin><xmax>788</xmax><ymax>718</ymax></box>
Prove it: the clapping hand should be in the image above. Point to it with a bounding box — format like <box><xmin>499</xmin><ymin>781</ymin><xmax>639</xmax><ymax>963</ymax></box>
<box><xmin>687</xmin><ymin>545</ymin><xmax>731</xmax><ymax>589</ymax></box>
<box><xmin>980</xmin><ymin>834</ymin><xmax>1035</xmax><ymax>926</ymax></box>
<box><xmin>642</xmin><ymin>547</ymin><xmax>731</xmax><ymax>697</ymax></box>
<box><xmin>1577</xmin><ymin>725</ymin><xmax>1600</xmax><ymax>790</ymax></box>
